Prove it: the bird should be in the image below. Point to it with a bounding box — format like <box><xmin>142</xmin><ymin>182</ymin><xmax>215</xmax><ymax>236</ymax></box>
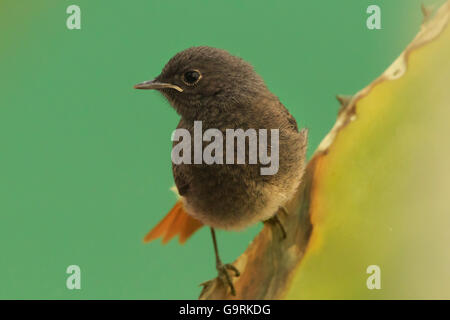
<box><xmin>134</xmin><ymin>46</ymin><xmax>308</xmax><ymax>296</ymax></box>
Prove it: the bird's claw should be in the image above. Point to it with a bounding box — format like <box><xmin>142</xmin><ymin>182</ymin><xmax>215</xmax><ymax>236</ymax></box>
<box><xmin>265</xmin><ymin>213</ymin><xmax>287</xmax><ymax>239</ymax></box>
<box><xmin>216</xmin><ymin>263</ymin><xmax>240</xmax><ymax>296</ymax></box>
<box><xmin>224</xmin><ymin>263</ymin><xmax>240</xmax><ymax>277</ymax></box>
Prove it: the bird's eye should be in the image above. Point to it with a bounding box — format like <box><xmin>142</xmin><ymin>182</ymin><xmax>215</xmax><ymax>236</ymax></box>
<box><xmin>182</xmin><ymin>70</ymin><xmax>202</xmax><ymax>86</ymax></box>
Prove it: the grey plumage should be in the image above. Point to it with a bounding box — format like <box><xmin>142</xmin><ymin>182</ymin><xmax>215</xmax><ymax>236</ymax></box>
<box><xmin>150</xmin><ymin>46</ymin><xmax>308</xmax><ymax>230</ymax></box>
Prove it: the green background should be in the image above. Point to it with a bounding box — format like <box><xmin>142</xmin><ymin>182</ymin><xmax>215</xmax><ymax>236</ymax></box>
<box><xmin>0</xmin><ymin>0</ymin><xmax>442</xmax><ymax>299</ymax></box>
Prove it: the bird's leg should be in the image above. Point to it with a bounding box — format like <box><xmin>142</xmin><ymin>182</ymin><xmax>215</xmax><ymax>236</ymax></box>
<box><xmin>264</xmin><ymin>206</ymin><xmax>288</xmax><ymax>239</ymax></box>
<box><xmin>210</xmin><ymin>227</ymin><xmax>240</xmax><ymax>296</ymax></box>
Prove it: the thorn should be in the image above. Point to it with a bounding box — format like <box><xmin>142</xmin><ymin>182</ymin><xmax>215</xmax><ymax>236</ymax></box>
<box><xmin>279</xmin><ymin>206</ymin><xmax>289</xmax><ymax>216</ymax></box>
<box><xmin>336</xmin><ymin>95</ymin><xmax>353</xmax><ymax>115</ymax></box>
<box><xmin>198</xmin><ymin>279</ymin><xmax>215</xmax><ymax>300</ymax></box>
<box><xmin>421</xmin><ymin>4</ymin><xmax>433</xmax><ymax>24</ymax></box>
<box><xmin>336</xmin><ymin>95</ymin><xmax>352</xmax><ymax>108</ymax></box>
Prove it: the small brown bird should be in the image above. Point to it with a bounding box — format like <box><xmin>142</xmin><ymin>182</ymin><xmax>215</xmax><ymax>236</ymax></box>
<box><xmin>135</xmin><ymin>46</ymin><xmax>307</xmax><ymax>295</ymax></box>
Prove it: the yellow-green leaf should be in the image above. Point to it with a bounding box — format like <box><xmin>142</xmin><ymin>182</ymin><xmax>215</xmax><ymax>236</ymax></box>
<box><xmin>284</xmin><ymin>1</ymin><xmax>450</xmax><ymax>299</ymax></box>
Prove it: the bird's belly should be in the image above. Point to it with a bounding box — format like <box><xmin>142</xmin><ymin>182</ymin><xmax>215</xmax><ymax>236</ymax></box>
<box><xmin>179</xmin><ymin>163</ymin><xmax>302</xmax><ymax>230</ymax></box>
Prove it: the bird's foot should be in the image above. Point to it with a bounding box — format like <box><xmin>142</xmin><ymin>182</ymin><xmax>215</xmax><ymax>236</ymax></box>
<box><xmin>265</xmin><ymin>212</ymin><xmax>287</xmax><ymax>239</ymax></box>
<box><xmin>216</xmin><ymin>263</ymin><xmax>240</xmax><ymax>296</ymax></box>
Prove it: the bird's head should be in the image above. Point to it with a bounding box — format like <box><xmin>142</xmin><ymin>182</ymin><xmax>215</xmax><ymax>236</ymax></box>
<box><xmin>134</xmin><ymin>46</ymin><xmax>269</xmax><ymax>120</ymax></box>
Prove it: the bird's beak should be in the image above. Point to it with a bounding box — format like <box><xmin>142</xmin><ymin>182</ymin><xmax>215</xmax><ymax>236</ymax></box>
<box><xmin>133</xmin><ymin>79</ymin><xmax>183</xmax><ymax>92</ymax></box>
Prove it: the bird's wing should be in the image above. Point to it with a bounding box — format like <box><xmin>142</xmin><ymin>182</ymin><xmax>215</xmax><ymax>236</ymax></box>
<box><xmin>279</xmin><ymin>101</ymin><xmax>299</xmax><ymax>133</ymax></box>
<box><xmin>172</xmin><ymin>164</ymin><xmax>191</xmax><ymax>196</ymax></box>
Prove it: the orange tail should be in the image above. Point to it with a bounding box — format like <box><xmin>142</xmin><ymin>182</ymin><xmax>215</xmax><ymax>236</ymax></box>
<box><xmin>143</xmin><ymin>201</ymin><xmax>203</xmax><ymax>244</ymax></box>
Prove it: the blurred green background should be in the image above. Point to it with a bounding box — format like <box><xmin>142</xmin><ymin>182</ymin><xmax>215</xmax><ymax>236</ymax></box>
<box><xmin>0</xmin><ymin>0</ymin><xmax>443</xmax><ymax>299</ymax></box>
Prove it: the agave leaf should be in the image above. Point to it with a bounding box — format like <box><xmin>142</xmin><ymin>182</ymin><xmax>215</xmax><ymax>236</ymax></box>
<box><xmin>200</xmin><ymin>1</ymin><xmax>450</xmax><ymax>299</ymax></box>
